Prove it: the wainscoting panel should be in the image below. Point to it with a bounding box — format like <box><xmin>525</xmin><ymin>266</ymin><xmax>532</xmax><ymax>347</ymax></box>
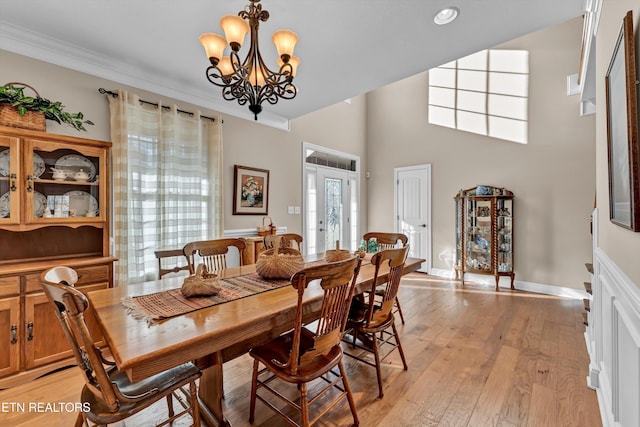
<box><xmin>589</xmin><ymin>242</ymin><xmax>640</xmax><ymax>427</ymax></box>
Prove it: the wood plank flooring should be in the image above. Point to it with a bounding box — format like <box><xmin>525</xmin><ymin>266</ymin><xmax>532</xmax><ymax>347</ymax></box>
<box><xmin>0</xmin><ymin>273</ymin><xmax>602</xmax><ymax>426</ymax></box>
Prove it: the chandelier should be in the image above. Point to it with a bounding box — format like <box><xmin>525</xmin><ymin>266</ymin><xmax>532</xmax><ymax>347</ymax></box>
<box><xmin>199</xmin><ymin>0</ymin><xmax>299</xmax><ymax>120</ymax></box>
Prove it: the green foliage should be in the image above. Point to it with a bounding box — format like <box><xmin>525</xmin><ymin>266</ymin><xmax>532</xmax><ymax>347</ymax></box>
<box><xmin>0</xmin><ymin>83</ymin><xmax>94</xmax><ymax>131</ymax></box>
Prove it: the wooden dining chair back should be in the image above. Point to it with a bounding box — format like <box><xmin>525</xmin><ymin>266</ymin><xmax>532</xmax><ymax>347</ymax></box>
<box><xmin>362</xmin><ymin>232</ymin><xmax>409</xmax><ymax>324</ymax></box>
<box><xmin>363</xmin><ymin>232</ymin><xmax>408</xmax><ymax>251</ymax></box>
<box><xmin>343</xmin><ymin>246</ymin><xmax>409</xmax><ymax>398</ymax></box>
<box><xmin>249</xmin><ymin>256</ymin><xmax>362</xmax><ymax>427</ymax></box>
<box><xmin>154</xmin><ymin>248</ymin><xmax>190</xmax><ymax>278</ymax></box>
<box><xmin>183</xmin><ymin>238</ymin><xmax>247</xmax><ymax>274</ymax></box>
<box><xmin>40</xmin><ymin>266</ymin><xmax>201</xmax><ymax>427</ymax></box>
<box><xmin>263</xmin><ymin>233</ymin><xmax>303</xmax><ymax>251</ymax></box>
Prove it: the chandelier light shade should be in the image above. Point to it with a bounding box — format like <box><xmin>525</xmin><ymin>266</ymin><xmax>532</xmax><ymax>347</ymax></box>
<box><xmin>199</xmin><ymin>0</ymin><xmax>299</xmax><ymax>120</ymax></box>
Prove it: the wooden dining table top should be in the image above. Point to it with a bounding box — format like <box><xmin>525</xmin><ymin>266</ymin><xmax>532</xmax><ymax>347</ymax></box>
<box><xmin>86</xmin><ymin>254</ymin><xmax>425</xmax><ymax>383</ymax></box>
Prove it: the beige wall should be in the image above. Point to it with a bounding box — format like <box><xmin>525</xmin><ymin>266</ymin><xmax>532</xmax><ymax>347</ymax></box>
<box><xmin>0</xmin><ymin>50</ymin><xmax>368</xmax><ymax>238</ymax></box>
<box><xmin>365</xmin><ymin>17</ymin><xmax>596</xmax><ymax>289</ymax></box>
<box><xmin>596</xmin><ymin>0</ymin><xmax>640</xmax><ymax>288</ymax></box>
<box><xmin>6</xmin><ymin>10</ymin><xmax>628</xmax><ymax>292</ymax></box>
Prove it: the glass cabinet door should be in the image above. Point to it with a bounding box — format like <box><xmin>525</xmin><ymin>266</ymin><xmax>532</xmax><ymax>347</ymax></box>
<box><xmin>496</xmin><ymin>198</ymin><xmax>513</xmax><ymax>273</ymax></box>
<box><xmin>465</xmin><ymin>198</ymin><xmax>492</xmax><ymax>272</ymax></box>
<box><xmin>0</xmin><ymin>136</ymin><xmax>20</xmax><ymax>224</ymax></box>
<box><xmin>26</xmin><ymin>139</ymin><xmax>104</xmax><ymax>224</ymax></box>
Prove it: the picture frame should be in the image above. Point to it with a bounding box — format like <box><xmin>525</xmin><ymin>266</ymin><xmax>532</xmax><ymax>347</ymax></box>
<box><xmin>233</xmin><ymin>165</ymin><xmax>269</xmax><ymax>215</ymax></box>
<box><xmin>605</xmin><ymin>11</ymin><xmax>640</xmax><ymax>231</ymax></box>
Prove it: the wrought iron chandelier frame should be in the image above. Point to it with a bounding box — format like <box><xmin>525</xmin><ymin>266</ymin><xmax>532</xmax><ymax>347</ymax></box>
<box><xmin>202</xmin><ymin>0</ymin><xmax>297</xmax><ymax>120</ymax></box>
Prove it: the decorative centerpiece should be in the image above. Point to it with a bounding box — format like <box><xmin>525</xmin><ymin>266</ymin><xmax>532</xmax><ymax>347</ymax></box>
<box><xmin>255</xmin><ymin>239</ymin><xmax>304</xmax><ymax>279</ymax></box>
<box><xmin>0</xmin><ymin>82</ymin><xmax>94</xmax><ymax>131</ymax></box>
<box><xmin>181</xmin><ymin>264</ymin><xmax>221</xmax><ymax>297</ymax></box>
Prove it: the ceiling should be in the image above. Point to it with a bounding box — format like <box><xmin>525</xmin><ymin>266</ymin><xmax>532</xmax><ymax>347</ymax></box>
<box><xmin>0</xmin><ymin>0</ymin><xmax>587</xmax><ymax>130</ymax></box>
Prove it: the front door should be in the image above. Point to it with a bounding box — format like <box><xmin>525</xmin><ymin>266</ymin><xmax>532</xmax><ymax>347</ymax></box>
<box><xmin>303</xmin><ymin>144</ymin><xmax>359</xmax><ymax>255</ymax></box>
<box><xmin>395</xmin><ymin>164</ymin><xmax>431</xmax><ymax>272</ymax></box>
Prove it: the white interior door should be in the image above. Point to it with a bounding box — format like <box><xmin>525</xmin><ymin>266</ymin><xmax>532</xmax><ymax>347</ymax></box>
<box><xmin>395</xmin><ymin>164</ymin><xmax>431</xmax><ymax>273</ymax></box>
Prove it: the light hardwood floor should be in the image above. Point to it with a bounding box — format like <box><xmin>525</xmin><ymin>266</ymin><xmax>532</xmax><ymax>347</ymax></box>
<box><xmin>0</xmin><ymin>273</ymin><xmax>601</xmax><ymax>427</ymax></box>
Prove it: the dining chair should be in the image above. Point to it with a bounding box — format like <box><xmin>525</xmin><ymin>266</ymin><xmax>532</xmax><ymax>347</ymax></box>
<box><xmin>263</xmin><ymin>232</ymin><xmax>303</xmax><ymax>250</ymax></box>
<box><xmin>154</xmin><ymin>248</ymin><xmax>190</xmax><ymax>278</ymax></box>
<box><xmin>343</xmin><ymin>246</ymin><xmax>409</xmax><ymax>398</ymax></box>
<box><xmin>183</xmin><ymin>238</ymin><xmax>247</xmax><ymax>274</ymax></box>
<box><xmin>362</xmin><ymin>232</ymin><xmax>409</xmax><ymax>324</ymax></box>
<box><xmin>249</xmin><ymin>256</ymin><xmax>362</xmax><ymax>427</ymax></box>
<box><xmin>39</xmin><ymin>266</ymin><xmax>201</xmax><ymax>427</ymax></box>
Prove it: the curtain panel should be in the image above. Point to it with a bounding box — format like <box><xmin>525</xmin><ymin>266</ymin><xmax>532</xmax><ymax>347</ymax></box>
<box><xmin>109</xmin><ymin>90</ymin><xmax>223</xmax><ymax>286</ymax></box>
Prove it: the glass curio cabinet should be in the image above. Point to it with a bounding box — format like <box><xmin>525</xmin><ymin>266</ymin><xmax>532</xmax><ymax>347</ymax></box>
<box><xmin>454</xmin><ymin>185</ymin><xmax>514</xmax><ymax>290</ymax></box>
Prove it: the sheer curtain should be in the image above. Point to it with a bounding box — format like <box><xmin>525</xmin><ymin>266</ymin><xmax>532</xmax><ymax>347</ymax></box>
<box><xmin>108</xmin><ymin>90</ymin><xmax>223</xmax><ymax>286</ymax></box>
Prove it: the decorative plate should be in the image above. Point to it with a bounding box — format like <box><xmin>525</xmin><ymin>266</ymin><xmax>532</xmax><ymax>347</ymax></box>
<box><xmin>0</xmin><ymin>192</ymin><xmax>9</xmax><ymax>218</ymax></box>
<box><xmin>63</xmin><ymin>190</ymin><xmax>98</xmax><ymax>217</ymax></box>
<box><xmin>0</xmin><ymin>150</ymin><xmax>46</xmax><ymax>178</ymax></box>
<box><xmin>32</xmin><ymin>153</ymin><xmax>45</xmax><ymax>178</ymax></box>
<box><xmin>55</xmin><ymin>154</ymin><xmax>96</xmax><ymax>181</ymax></box>
<box><xmin>0</xmin><ymin>149</ymin><xmax>9</xmax><ymax>177</ymax></box>
<box><xmin>34</xmin><ymin>191</ymin><xmax>47</xmax><ymax>218</ymax></box>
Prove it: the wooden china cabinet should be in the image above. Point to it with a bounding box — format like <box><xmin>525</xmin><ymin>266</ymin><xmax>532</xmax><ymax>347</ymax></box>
<box><xmin>0</xmin><ymin>125</ymin><xmax>115</xmax><ymax>388</ymax></box>
<box><xmin>454</xmin><ymin>185</ymin><xmax>515</xmax><ymax>291</ymax></box>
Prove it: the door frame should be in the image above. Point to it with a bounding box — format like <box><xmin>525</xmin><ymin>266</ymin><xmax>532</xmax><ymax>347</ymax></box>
<box><xmin>394</xmin><ymin>164</ymin><xmax>432</xmax><ymax>273</ymax></box>
<box><xmin>302</xmin><ymin>142</ymin><xmax>360</xmax><ymax>255</ymax></box>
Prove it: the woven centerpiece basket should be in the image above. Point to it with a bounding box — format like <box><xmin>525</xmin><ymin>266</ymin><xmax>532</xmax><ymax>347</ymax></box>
<box><xmin>255</xmin><ymin>243</ymin><xmax>305</xmax><ymax>280</ymax></box>
<box><xmin>0</xmin><ymin>83</ymin><xmax>46</xmax><ymax>131</ymax></box>
<box><xmin>181</xmin><ymin>264</ymin><xmax>221</xmax><ymax>297</ymax></box>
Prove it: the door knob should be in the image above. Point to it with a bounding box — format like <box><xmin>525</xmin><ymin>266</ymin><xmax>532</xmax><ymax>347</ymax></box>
<box><xmin>419</xmin><ymin>224</ymin><xmax>427</xmax><ymax>227</ymax></box>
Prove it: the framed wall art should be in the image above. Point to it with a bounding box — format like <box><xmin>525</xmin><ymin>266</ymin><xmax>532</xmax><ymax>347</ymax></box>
<box><xmin>233</xmin><ymin>165</ymin><xmax>269</xmax><ymax>215</ymax></box>
<box><xmin>605</xmin><ymin>10</ymin><xmax>640</xmax><ymax>231</ymax></box>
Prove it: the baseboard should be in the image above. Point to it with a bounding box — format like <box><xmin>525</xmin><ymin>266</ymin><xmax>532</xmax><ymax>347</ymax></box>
<box><xmin>429</xmin><ymin>268</ymin><xmax>588</xmax><ymax>300</ymax></box>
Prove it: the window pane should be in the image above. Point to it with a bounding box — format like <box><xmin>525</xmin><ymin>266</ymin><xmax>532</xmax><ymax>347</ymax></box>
<box><xmin>490</xmin><ymin>50</ymin><xmax>529</xmax><ymax>73</ymax></box>
<box><xmin>458</xmin><ymin>50</ymin><xmax>487</xmax><ymax>70</ymax></box>
<box><xmin>429</xmin><ymin>67</ymin><xmax>456</xmax><ymax>87</ymax></box>
<box><xmin>428</xmin><ymin>105</ymin><xmax>456</xmax><ymax>128</ymax></box>
<box><xmin>489</xmin><ymin>116</ymin><xmax>528</xmax><ymax>144</ymax></box>
<box><xmin>458</xmin><ymin>70</ymin><xmax>486</xmax><ymax>92</ymax></box>
<box><xmin>458</xmin><ymin>90</ymin><xmax>486</xmax><ymax>113</ymax></box>
<box><xmin>457</xmin><ymin>110</ymin><xmax>487</xmax><ymax>135</ymax></box>
<box><xmin>429</xmin><ymin>87</ymin><xmax>456</xmax><ymax>108</ymax></box>
<box><xmin>489</xmin><ymin>72</ymin><xmax>528</xmax><ymax>96</ymax></box>
<box><xmin>488</xmin><ymin>94</ymin><xmax>527</xmax><ymax>120</ymax></box>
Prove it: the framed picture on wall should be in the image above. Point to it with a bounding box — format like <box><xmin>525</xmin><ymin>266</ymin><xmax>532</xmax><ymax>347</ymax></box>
<box><xmin>233</xmin><ymin>165</ymin><xmax>269</xmax><ymax>215</ymax></box>
<box><xmin>605</xmin><ymin>10</ymin><xmax>640</xmax><ymax>231</ymax></box>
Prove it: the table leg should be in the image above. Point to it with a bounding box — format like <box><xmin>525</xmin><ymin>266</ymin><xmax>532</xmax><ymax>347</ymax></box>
<box><xmin>196</xmin><ymin>352</ymin><xmax>230</xmax><ymax>427</ymax></box>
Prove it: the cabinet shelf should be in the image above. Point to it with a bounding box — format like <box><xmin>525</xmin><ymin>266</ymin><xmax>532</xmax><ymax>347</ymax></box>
<box><xmin>454</xmin><ymin>185</ymin><xmax>515</xmax><ymax>290</ymax></box>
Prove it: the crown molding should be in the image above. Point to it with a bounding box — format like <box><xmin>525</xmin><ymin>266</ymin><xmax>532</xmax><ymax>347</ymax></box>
<box><xmin>0</xmin><ymin>20</ymin><xmax>292</xmax><ymax>131</ymax></box>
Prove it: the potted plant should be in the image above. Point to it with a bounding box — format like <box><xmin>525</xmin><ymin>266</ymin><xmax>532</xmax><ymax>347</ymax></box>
<box><xmin>0</xmin><ymin>82</ymin><xmax>94</xmax><ymax>131</ymax></box>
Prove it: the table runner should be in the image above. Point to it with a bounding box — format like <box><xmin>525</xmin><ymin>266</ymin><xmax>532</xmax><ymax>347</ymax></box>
<box><xmin>121</xmin><ymin>255</ymin><xmax>369</xmax><ymax>325</ymax></box>
<box><xmin>121</xmin><ymin>272</ymin><xmax>292</xmax><ymax>324</ymax></box>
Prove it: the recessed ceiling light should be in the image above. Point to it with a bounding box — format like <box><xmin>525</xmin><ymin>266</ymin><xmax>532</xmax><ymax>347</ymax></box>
<box><xmin>434</xmin><ymin>7</ymin><xmax>459</xmax><ymax>25</ymax></box>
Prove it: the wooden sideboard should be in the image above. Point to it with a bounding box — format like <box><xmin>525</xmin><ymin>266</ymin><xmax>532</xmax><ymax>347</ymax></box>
<box><xmin>242</xmin><ymin>236</ymin><xmax>266</xmax><ymax>264</ymax></box>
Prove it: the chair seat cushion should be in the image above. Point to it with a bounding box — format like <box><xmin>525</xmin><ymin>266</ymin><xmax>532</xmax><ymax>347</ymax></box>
<box><xmin>82</xmin><ymin>362</ymin><xmax>200</xmax><ymax>424</ymax></box>
<box><xmin>347</xmin><ymin>295</ymin><xmax>393</xmax><ymax>332</ymax></box>
<box><xmin>250</xmin><ymin>328</ymin><xmax>342</xmax><ymax>383</ymax></box>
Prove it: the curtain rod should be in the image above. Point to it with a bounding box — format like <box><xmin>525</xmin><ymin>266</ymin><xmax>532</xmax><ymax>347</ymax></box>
<box><xmin>98</xmin><ymin>88</ymin><xmax>217</xmax><ymax>122</ymax></box>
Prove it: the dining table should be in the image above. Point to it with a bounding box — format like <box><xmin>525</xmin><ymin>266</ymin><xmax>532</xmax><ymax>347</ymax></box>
<box><xmin>86</xmin><ymin>253</ymin><xmax>425</xmax><ymax>427</ymax></box>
